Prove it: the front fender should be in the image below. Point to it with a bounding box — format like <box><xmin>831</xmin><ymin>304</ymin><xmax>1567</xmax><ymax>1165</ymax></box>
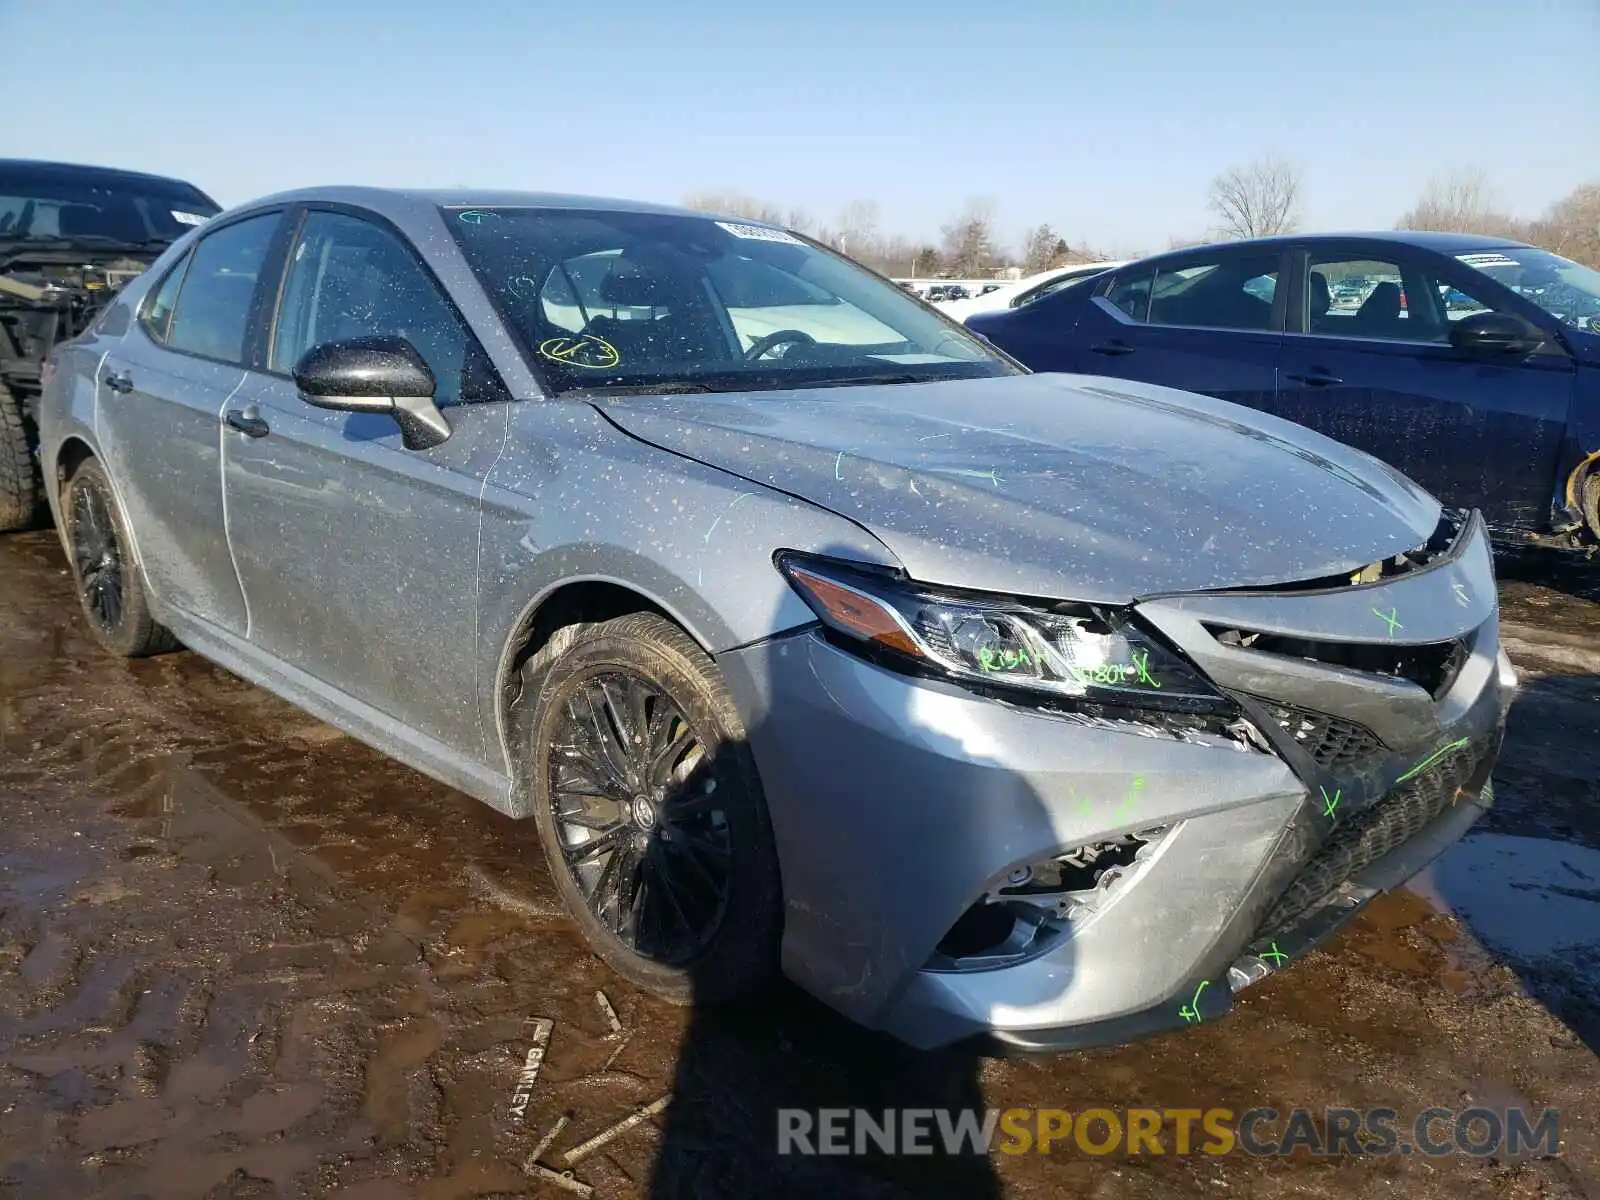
<box><xmin>472</xmin><ymin>403</ymin><xmax>900</xmax><ymax>785</ymax></box>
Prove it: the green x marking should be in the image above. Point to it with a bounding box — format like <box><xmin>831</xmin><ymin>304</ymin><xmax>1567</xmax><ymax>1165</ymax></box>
<box><xmin>1320</xmin><ymin>785</ymin><xmax>1340</xmax><ymax>819</ymax></box>
<box><xmin>1261</xmin><ymin>943</ymin><xmax>1288</xmax><ymax>966</ymax></box>
<box><xmin>1372</xmin><ymin>606</ymin><xmax>1404</xmax><ymax>638</ymax></box>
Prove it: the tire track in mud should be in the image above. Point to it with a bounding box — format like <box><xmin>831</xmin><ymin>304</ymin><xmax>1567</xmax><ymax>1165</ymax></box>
<box><xmin>3</xmin><ymin>530</ymin><xmax>1599</xmax><ymax>1199</ymax></box>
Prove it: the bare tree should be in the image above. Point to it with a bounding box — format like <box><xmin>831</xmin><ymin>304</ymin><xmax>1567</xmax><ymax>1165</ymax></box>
<box><xmin>940</xmin><ymin>198</ymin><xmax>998</xmax><ymax>277</ymax></box>
<box><xmin>1529</xmin><ymin>181</ymin><xmax>1600</xmax><ymax>268</ymax></box>
<box><xmin>1020</xmin><ymin>224</ymin><xmax>1071</xmax><ymax>274</ymax></box>
<box><xmin>1207</xmin><ymin>155</ymin><xmax>1303</xmax><ymax>240</ymax></box>
<box><xmin>1396</xmin><ymin>167</ymin><xmax>1524</xmax><ymax>238</ymax></box>
<box><xmin>680</xmin><ymin>190</ymin><xmax>786</xmax><ymax>224</ymax></box>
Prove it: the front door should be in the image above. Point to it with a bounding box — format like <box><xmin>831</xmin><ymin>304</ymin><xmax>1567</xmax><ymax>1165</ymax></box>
<box><xmin>221</xmin><ymin>208</ymin><xmax>512</xmax><ymax>761</ymax></box>
<box><xmin>1275</xmin><ymin>245</ymin><xmax>1575</xmax><ymax>529</ymax></box>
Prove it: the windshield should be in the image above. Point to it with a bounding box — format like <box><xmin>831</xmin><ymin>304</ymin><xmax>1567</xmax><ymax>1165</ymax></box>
<box><xmin>446</xmin><ymin>207</ymin><xmax>1017</xmax><ymax>395</ymax></box>
<box><xmin>0</xmin><ymin>166</ymin><xmax>219</xmax><ymax>246</ymax></box>
<box><xmin>1456</xmin><ymin>247</ymin><xmax>1600</xmax><ymax>334</ymax></box>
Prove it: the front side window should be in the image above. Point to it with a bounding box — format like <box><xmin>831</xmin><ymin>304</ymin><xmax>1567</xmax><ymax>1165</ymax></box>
<box><xmin>1456</xmin><ymin>247</ymin><xmax>1600</xmax><ymax>334</ymax></box>
<box><xmin>165</xmin><ymin>213</ymin><xmax>281</xmax><ymax>364</ymax></box>
<box><xmin>447</xmin><ymin>207</ymin><xmax>1012</xmax><ymax>395</ymax></box>
<box><xmin>0</xmin><ymin>166</ymin><xmax>219</xmax><ymax>246</ymax></box>
<box><xmin>271</xmin><ymin>212</ymin><xmax>498</xmax><ymax>405</ymax></box>
<box><xmin>1306</xmin><ymin>254</ymin><xmax>1523</xmax><ymax>344</ymax></box>
<box><xmin>1147</xmin><ymin>253</ymin><xmax>1280</xmax><ymax>331</ymax></box>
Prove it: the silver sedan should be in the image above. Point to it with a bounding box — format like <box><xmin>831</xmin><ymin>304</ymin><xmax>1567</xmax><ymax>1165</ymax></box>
<box><xmin>36</xmin><ymin>187</ymin><xmax>1517</xmax><ymax>1051</ymax></box>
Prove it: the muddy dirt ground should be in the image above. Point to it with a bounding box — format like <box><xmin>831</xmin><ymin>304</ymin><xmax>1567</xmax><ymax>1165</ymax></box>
<box><xmin>1</xmin><ymin>530</ymin><xmax>1597</xmax><ymax>1199</ymax></box>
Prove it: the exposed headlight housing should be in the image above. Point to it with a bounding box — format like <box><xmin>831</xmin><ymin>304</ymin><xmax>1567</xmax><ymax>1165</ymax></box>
<box><xmin>777</xmin><ymin>552</ymin><xmax>1230</xmax><ymax>714</ymax></box>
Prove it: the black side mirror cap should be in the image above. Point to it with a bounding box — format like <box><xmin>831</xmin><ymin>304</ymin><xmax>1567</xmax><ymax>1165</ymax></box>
<box><xmin>1447</xmin><ymin>311</ymin><xmax>1544</xmax><ymax>358</ymax></box>
<box><xmin>293</xmin><ymin>335</ymin><xmax>451</xmax><ymax>451</ymax></box>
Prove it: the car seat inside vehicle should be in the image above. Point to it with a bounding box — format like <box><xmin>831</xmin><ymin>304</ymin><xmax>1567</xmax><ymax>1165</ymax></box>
<box><xmin>580</xmin><ymin>251</ymin><xmax>727</xmax><ymax>366</ymax></box>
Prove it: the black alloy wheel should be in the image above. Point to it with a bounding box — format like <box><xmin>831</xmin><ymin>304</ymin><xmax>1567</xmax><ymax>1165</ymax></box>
<box><xmin>549</xmin><ymin>669</ymin><xmax>733</xmax><ymax>965</ymax></box>
<box><xmin>70</xmin><ymin>475</ymin><xmax>125</xmax><ymax>632</ymax></box>
<box><xmin>520</xmin><ymin>613</ymin><xmax>781</xmax><ymax>1004</ymax></box>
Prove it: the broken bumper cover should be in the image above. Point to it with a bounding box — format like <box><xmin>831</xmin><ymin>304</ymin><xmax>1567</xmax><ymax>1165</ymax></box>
<box><xmin>718</xmin><ymin>513</ymin><xmax>1511</xmax><ymax>1051</ymax></box>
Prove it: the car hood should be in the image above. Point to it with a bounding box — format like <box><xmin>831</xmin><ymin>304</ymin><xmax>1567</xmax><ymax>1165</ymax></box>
<box><xmin>594</xmin><ymin>372</ymin><xmax>1444</xmax><ymax>602</ymax></box>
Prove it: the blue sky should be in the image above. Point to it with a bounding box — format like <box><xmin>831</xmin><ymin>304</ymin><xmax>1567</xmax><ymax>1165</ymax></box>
<box><xmin>2</xmin><ymin>0</ymin><xmax>1595</xmax><ymax>254</ymax></box>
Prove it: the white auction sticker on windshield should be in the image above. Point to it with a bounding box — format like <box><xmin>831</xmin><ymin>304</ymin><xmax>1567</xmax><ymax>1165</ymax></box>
<box><xmin>716</xmin><ymin>221</ymin><xmax>802</xmax><ymax>245</ymax></box>
<box><xmin>1457</xmin><ymin>252</ymin><xmax>1519</xmax><ymax>269</ymax></box>
<box><xmin>171</xmin><ymin>211</ymin><xmax>209</xmax><ymax>227</ymax></box>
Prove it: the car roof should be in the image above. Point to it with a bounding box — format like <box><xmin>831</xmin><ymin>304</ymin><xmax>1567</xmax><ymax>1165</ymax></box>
<box><xmin>1124</xmin><ymin>229</ymin><xmax>1530</xmax><ymax>268</ymax></box>
<box><xmin>234</xmin><ymin>185</ymin><xmax>713</xmax><ymax>223</ymax></box>
<box><xmin>0</xmin><ymin>157</ymin><xmax>209</xmax><ymax>190</ymax></box>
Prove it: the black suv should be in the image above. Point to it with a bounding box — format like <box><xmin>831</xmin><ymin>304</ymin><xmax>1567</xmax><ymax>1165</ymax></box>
<box><xmin>1</xmin><ymin>160</ymin><xmax>221</xmax><ymax>530</ymax></box>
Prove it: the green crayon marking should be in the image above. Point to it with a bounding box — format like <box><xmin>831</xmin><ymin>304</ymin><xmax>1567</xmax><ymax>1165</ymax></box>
<box><xmin>1117</xmin><ymin>774</ymin><xmax>1147</xmax><ymax>817</ymax></box>
<box><xmin>1320</xmin><ymin>786</ymin><xmax>1340</xmax><ymax>819</ymax></box>
<box><xmin>1395</xmin><ymin>736</ymin><xmax>1471</xmax><ymax>784</ymax></box>
<box><xmin>1261</xmin><ymin>943</ymin><xmax>1288</xmax><ymax>966</ymax></box>
<box><xmin>1372</xmin><ymin>606</ymin><xmax>1404</xmax><ymax>638</ymax></box>
<box><xmin>1178</xmin><ymin>979</ymin><xmax>1211</xmax><ymax>1025</ymax></box>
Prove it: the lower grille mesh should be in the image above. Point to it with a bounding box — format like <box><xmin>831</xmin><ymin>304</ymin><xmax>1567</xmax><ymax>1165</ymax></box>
<box><xmin>1260</xmin><ymin>731</ymin><xmax>1496</xmax><ymax>935</ymax></box>
<box><xmin>1255</xmin><ymin>700</ymin><xmax>1385</xmax><ymax>769</ymax></box>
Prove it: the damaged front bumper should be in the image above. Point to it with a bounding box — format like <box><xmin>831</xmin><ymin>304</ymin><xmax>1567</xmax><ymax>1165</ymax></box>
<box><xmin>717</xmin><ymin>511</ymin><xmax>1514</xmax><ymax>1052</ymax></box>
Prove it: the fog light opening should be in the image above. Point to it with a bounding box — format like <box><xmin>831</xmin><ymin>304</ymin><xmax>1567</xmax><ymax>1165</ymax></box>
<box><xmin>926</xmin><ymin>827</ymin><xmax>1170</xmax><ymax>972</ymax></box>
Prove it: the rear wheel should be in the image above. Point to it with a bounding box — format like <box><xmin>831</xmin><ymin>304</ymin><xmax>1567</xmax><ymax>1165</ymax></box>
<box><xmin>519</xmin><ymin>613</ymin><xmax>782</xmax><ymax>1004</ymax></box>
<box><xmin>62</xmin><ymin>458</ymin><xmax>178</xmax><ymax>657</ymax></box>
<box><xmin>0</xmin><ymin>382</ymin><xmax>43</xmax><ymax>532</ymax></box>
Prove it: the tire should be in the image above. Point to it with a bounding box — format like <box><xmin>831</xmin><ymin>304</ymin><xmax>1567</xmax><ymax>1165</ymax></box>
<box><xmin>61</xmin><ymin>457</ymin><xmax>178</xmax><ymax>658</ymax></box>
<box><xmin>518</xmin><ymin>612</ymin><xmax>782</xmax><ymax>1004</ymax></box>
<box><xmin>1583</xmin><ymin>471</ymin><xmax>1600</xmax><ymax>545</ymax></box>
<box><xmin>0</xmin><ymin>381</ymin><xmax>43</xmax><ymax>532</ymax></box>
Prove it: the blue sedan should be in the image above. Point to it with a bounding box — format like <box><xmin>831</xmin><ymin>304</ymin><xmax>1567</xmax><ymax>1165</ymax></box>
<box><xmin>967</xmin><ymin>232</ymin><xmax>1600</xmax><ymax>546</ymax></box>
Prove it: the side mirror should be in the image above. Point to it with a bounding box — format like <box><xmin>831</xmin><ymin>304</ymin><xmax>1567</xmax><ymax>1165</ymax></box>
<box><xmin>293</xmin><ymin>335</ymin><xmax>451</xmax><ymax>451</ymax></box>
<box><xmin>1447</xmin><ymin>311</ymin><xmax>1544</xmax><ymax>359</ymax></box>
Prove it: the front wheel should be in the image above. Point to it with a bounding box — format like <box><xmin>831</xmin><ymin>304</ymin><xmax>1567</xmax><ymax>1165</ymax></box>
<box><xmin>519</xmin><ymin>613</ymin><xmax>782</xmax><ymax>1004</ymax></box>
<box><xmin>62</xmin><ymin>458</ymin><xmax>178</xmax><ymax>658</ymax></box>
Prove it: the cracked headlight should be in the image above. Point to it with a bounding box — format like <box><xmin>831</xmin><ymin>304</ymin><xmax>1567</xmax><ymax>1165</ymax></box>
<box><xmin>777</xmin><ymin>553</ymin><xmax>1228</xmax><ymax>713</ymax></box>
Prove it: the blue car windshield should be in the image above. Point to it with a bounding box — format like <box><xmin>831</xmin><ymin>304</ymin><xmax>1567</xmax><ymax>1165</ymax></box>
<box><xmin>445</xmin><ymin>206</ymin><xmax>1017</xmax><ymax>395</ymax></box>
<box><xmin>1456</xmin><ymin>247</ymin><xmax>1600</xmax><ymax>333</ymax></box>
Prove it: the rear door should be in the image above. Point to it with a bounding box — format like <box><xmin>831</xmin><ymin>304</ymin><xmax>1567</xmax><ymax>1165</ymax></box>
<box><xmin>222</xmin><ymin>206</ymin><xmax>512</xmax><ymax>763</ymax></box>
<box><xmin>1276</xmin><ymin>243</ymin><xmax>1575</xmax><ymax>529</ymax></box>
<box><xmin>1067</xmin><ymin>246</ymin><xmax>1287</xmax><ymax>412</ymax></box>
<box><xmin>95</xmin><ymin>210</ymin><xmax>285</xmax><ymax>635</ymax></box>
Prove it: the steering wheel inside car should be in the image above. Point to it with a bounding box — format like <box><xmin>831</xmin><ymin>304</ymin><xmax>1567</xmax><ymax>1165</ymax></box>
<box><xmin>744</xmin><ymin>329</ymin><xmax>817</xmax><ymax>361</ymax></box>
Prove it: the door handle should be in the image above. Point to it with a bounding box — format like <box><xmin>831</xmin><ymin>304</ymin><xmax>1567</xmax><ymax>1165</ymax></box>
<box><xmin>1090</xmin><ymin>340</ymin><xmax>1136</xmax><ymax>356</ymax></box>
<box><xmin>1286</xmin><ymin>369</ymin><xmax>1343</xmax><ymax>387</ymax></box>
<box><xmin>103</xmin><ymin>369</ymin><xmax>134</xmax><ymax>393</ymax></box>
<box><xmin>225</xmin><ymin>406</ymin><xmax>270</xmax><ymax>438</ymax></box>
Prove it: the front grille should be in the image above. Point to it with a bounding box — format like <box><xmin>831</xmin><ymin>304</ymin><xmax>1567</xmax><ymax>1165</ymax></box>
<box><xmin>1214</xmin><ymin>630</ymin><xmax>1469</xmax><ymax>698</ymax></box>
<box><xmin>1259</xmin><ymin>731</ymin><xmax>1496</xmax><ymax>935</ymax></box>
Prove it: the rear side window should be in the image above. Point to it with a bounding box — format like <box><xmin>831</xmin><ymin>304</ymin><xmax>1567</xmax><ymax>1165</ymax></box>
<box><xmin>165</xmin><ymin>213</ymin><xmax>281</xmax><ymax>364</ymax></box>
<box><xmin>140</xmin><ymin>250</ymin><xmax>192</xmax><ymax>344</ymax></box>
<box><xmin>1149</xmin><ymin>253</ymin><xmax>1280</xmax><ymax>331</ymax></box>
<box><xmin>1102</xmin><ymin>269</ymin><xmax>1154</xmax><ymax>321</ymax></box>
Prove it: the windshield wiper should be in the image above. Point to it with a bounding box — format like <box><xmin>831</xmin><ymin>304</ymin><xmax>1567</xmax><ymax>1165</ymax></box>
<box><xmin>805</xmin><ymin>373</ymin><xmax>930</xmax><ymax>388</ymax></box>
<box><xmin>564</xmin><ymin>381</ymin><xmax>719</xmax><ymax>397</ymax></box>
